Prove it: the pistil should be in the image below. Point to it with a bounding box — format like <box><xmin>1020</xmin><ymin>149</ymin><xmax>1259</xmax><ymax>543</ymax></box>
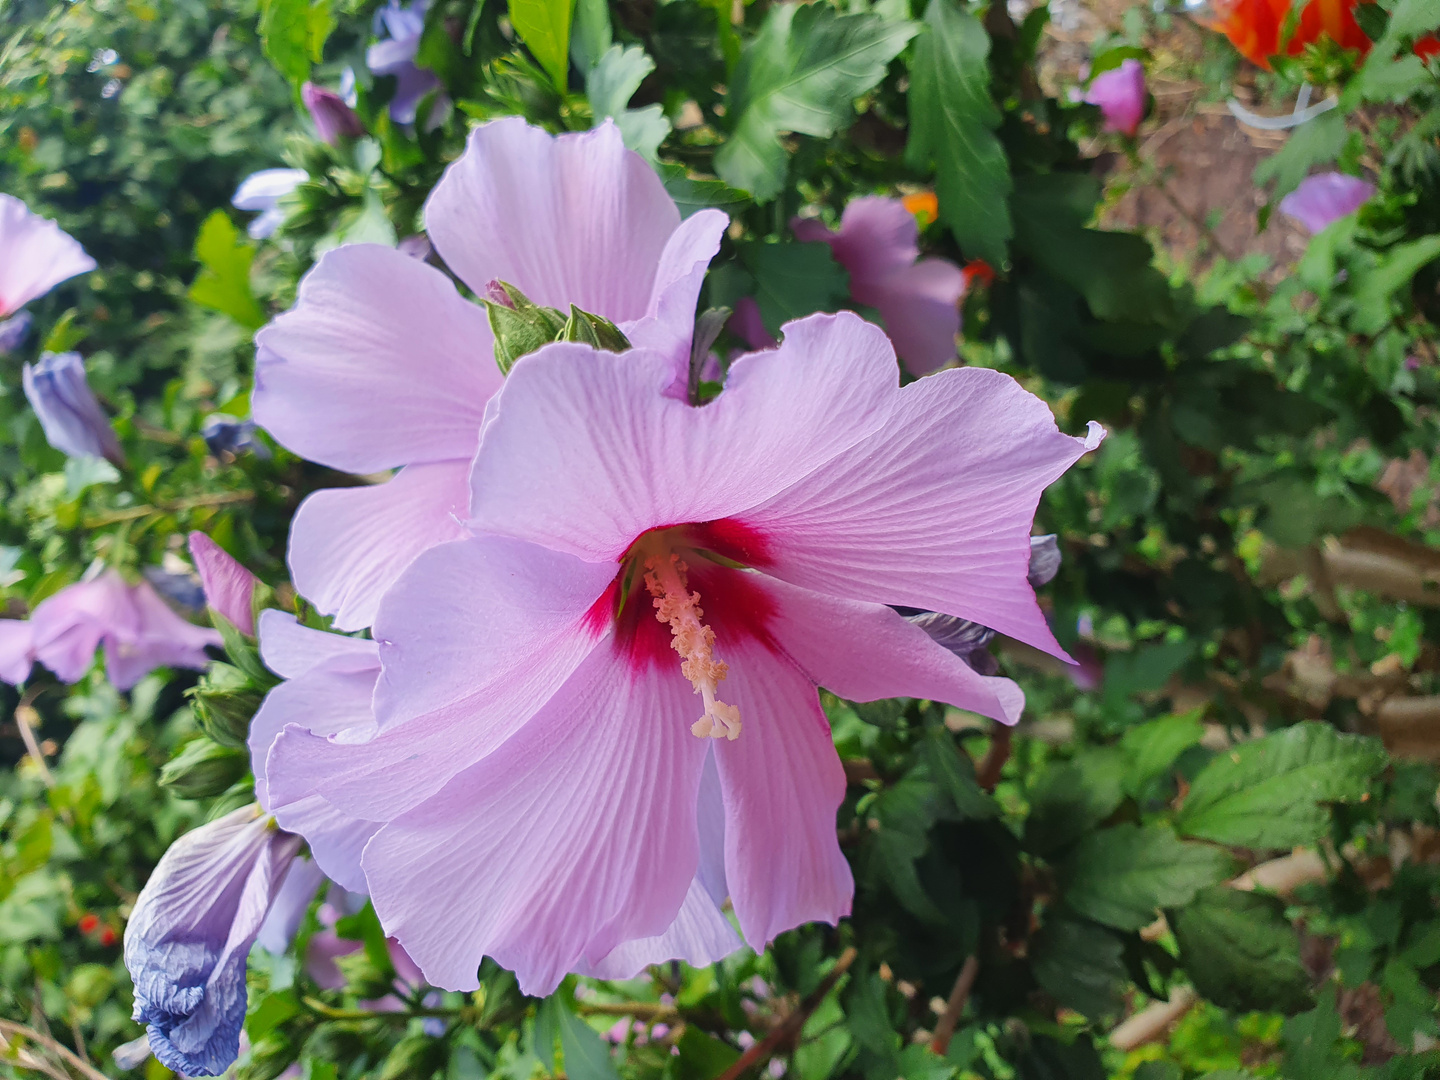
<box><xmin>642</xmin><ymin>552</ymin><xmax>742</xmax><ymax>740</ymax></box>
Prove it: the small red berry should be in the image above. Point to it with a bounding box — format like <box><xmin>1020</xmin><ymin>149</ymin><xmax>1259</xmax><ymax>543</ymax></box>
<box><xmin>78</xmin><ymin>914</ymin><xmax>99</xmax><ymax>934</ymax></box>
<box><xmin>99</xmin><ymin>927</ymin><xmax>117</xmax><ymax>947</ymax></box>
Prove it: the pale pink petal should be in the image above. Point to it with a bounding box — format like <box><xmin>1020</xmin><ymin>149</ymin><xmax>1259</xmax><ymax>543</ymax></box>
<box><xmin>761</xmin><ymin>574</ymin><xmax>1025</xmax><ymax>724</ymax></box>
<box><xmin>361</xmin><ymin>644</ymin><xmax>708</xmax><ymax>994</ymax></box>
<box><xmin>0</xmin><ymin>195</ymin><xmax>97</xmax><ymax>317</ymax></box>
<box><xmin>288</xmin><ymin>460</ymin><xmax>471</xmax><ymax>631</ymax></box>
<box><xmin>1084</xmin><ymin>59</ymin><xmax>1146</xmax><ymax>136</ymax></box>
<box><xmin>257</xmin><ymin>609</ymin><xmax>376</xmax><ymax>680</ymax></box>
<box><xmin>623</xmin><ymin>209</ymin><xmax>729</xmax><ymax>369</ymax></box>
<box><xmin>188</xmin><ymin>533</ymin><xmax>258</xmax><ymax>635</ymax></box>
<box><xmin>0</xmin><ymin>620</ymin><xmax>34</xmax><ymax>684</ymax></box>
<box><xmin>578</xmin><ymin>877</ymin><xmax>741</xmax><ymax>980</ymax></box>
<box><xmin>696</xmin><ymin>750</ymin><xmax>727</xmax><ymax>906</ymax></box>
<box><xmin>860</xmin><ymin>259</ymin><xmax>963</xmax><ymax>376</ymax></box>
<box><xmin>266</xmin><ymin>536</ymin><xmax>615</xmax><ymax>821</ymax></box>
<box><xmin>105</xmin><ymin>581</ymin><xmax>222</xmax><ymax>690</ymax></box>
<box><xmin>253</xmin><ymin>244</ymin><xmax>500</xmax><ymax>474</ymax></box>
<box><xmin>1279</xmin><ymin>172</ymin><xmax>1377</xmax><ymax>234</ymax></box>
<box><xmin>470</xmin><ymin>313</ymin><xmax>899</xmax><ymax>562</ymax></box>
<box><xmin>269</xmin><ymin>793</ymin><xmax>377</xmax><ymax>894</ymax></box>
<box><xmin>742</xmin><ymin>366</ymin><xmax>1102</xmax><ymax>659</ymax></box>
<box><xmin>425</xmin><ymin>118</ymin><xmax>679</xmax><ymax>322</ymax></box>
<box><xmin>711</xmin><ymin>639</ymin><xmax>852</xmax><ymax>950</ymax></box>
<box><xmin>729</xmin><ymin>296</ymin><xmax>778</xmax><ymax>351</ymax></box>
<box><xmin>29</xmin><ymin>572</ymin><xmax>139</xmax><ymax>683</ymax></box>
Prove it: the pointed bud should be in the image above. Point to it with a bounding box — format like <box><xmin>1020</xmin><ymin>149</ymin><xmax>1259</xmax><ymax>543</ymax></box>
<box><xmin>560</xmin><ymin>304</ymin><xmax>630</xmax><ymax>352</ymax></box>
<box><xmin>159</xmin><ymin>737</ymin><xmax>248</xmax><ymax>800</ymax></box>
<box><xmin>188</xmin><ymin>532</ymin><xmax>259</xmax><ymax>636</ymax></box>
<box><xmin>301</xmin><ymin>82</ymin><xmax>364</xmax><ymax>146</ymax></box>
<box><xmin>22</xmin><ymin>351</ymin><xmax>124</xmax><ymax>465</ymax></box>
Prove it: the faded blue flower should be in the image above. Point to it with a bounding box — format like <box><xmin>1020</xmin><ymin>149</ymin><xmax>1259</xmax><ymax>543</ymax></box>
<box><xmin>201</xmin><ymin>414</ymin><xmax>271</xmax><ymax>459</ymax></box>
<box><xmin>142</xmin><ymin>565</ymin><xmax>207</xmax><ymax>613</ymax></box>
<box><xmin>22</xmin><ymin>351</ymin><xmax>124</xmax><ymax>465</ymax></box>
<box><xmin>125</xmin><ymin>805</ymin><xmax>302</xmax><ymax>1077</ymax></box>
<box><xmin>367</xmin><ymin>0</ymin><xmax>445</xmax><ymax>127</ymax></box>
<box><xmin>0</xmin><ymin>311</ymin><xmax>33</xmax><ymax>354</ymax></box>
<box><xmin>232</xmin><ymin>169</ymin><xmax>307</xmax><ymax>241</ymax></box>
<box><xmin>901</xmin><ymin>535</ymin><xmax>1062</xmax><ymax>674</ymax></box>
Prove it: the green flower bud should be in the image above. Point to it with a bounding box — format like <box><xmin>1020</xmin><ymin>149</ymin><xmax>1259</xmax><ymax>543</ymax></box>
<box><xmin>335</xmin><ymin>949</ymin><xmax>397</xmax><ymax>1001</ymax></box>
<box><xmin>189</xmin><ymin>662</ymin><xmax>265</xmax><ymax>748</ymax></box>
<box><xmin>237</xmin><ymin>1031</ymin><xmax>300</xmax><ymax>1080</ymax></box>
<box><xmin>159</xmin><ymin>737</ymin><xmax>248</xmax><ymax>800</ymax></box>
<box><xmin>484</xmin><ymin>281</ymin><xmax>630</xmax><ymax>374</ymax></box>
<box><xmin>379</xmin><ymin>1033</ymin><xmax>447</xmax><ymax>1080</ymax></box>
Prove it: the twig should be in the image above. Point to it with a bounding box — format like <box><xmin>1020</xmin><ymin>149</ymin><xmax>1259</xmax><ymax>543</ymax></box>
<box><xmin>301</xmin><ymin>997</ymin><xmax>468</xmax><ymax>1022</ymax></box>
<box><xmin>929</xmin><ymin>955</ymin><xmax>979</xmax><ymax>1055</ymax></box>
<box><xmin>14</xmin><ymin>693</ymin><xmax>55</xmax><ymax>788</ymax></box>
<box><xmin>976</xmin><ymin>728</ymin><xmax>1012</xmax><ymax>791</ymax></box>
<box><xmin>1108</xmin><ymin>987</ymin><xmax>1198</xmax><ymax>1051</ymax></box>
<box><xmin>714</xmin><ymin>948</ymin><xmax>857</xmax><ymax>1080</ymax></box>
<box><xmin>577</xmin><ymin>1002</ymin><xmax>679</xmax><ymax>1020</ymax></box>
<box><xmin>0</xmin><ymin>1019</ymin><xmax>112</xmax><ymax>1080</ymax></box>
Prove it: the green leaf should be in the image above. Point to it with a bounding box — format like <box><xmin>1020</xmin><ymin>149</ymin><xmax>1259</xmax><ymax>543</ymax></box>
<box><xmin>657</xmin><ymin>163</ymin><xmax>752</xmax><ymax>219</ymax></box>
<box><xmin>1253</xmin><ymin>109</ymin><xmax>1347</xmax><ymax>200</ymax></box>
<box><xmin>715</xmin><ymin>3</ymin><xmax>915</xmax><ymax>200</ymax></box>
<box><xmin>586</xmin><ymin>45</ymin><xmax>671</xmax><ymax>160</ymax></box>
<box><xmin>738</xmin><ymin>240</ymin><xmax>850</xmax><ymax>335</ymax></box>
<box><xmin>556</xmin><ymin>1003</ymin><xmax>621</xmax><ymax>1080</ymax></box>
<box><xmin>1062</xmin><ymin>824</ymin><xmax>1234</xmax><ymax>931</ymax></box>
<box><xmin>510</xmin><ymin>0</ymin><xmax>575</xmax><ymax>90</ymax></box>
<box><xmin>1173</xmin><ymin>886</ymin><xmax>1313</xmax><ymax>1014</ymax></box>
<box><xmin>258</xmin><ymin>0</ymin><xmax>333</xmax><ymax>86</ymax></box>
<box><xmin>190</xmin><ymin>211</ymin><xmax>267</xmax><ymax>330</ymax></box>
<box><xmin>905</xmin><ymin>0</ymin><xmax>1010</xmax><ymax>265</ymax></box>
<box><xmin>570</xmin><ymin>0</ymin><xmax>612</xmax><ymax>72</ymax></box>
<box><xmin>673</xmin><ymin>1028</ymin><xmax>742</xmax><ymax>1080</ymax></box>
<box><xmin>1176</xmin><ymin>722</ymin><xmax>1388</xmax><ymax>848</ymax></box>
<box><xmin>921</xmin><ymin>728</ymin><xmax>997</xmax><ymax>820</ymax></box>
<box><xmin>63</xmin><ymin>456</ymin><xmax>120</xmax><ymax>499</ymax></box>
<box><xmin>1121</xmin><ymin>710</ymin><xmax>1205</xmax><ymax>795</ymax></box>
<box><xmin>1030</xmin><ymin>915</ymin><xmax>1128</xmax><ymax>1018</ymax></box>
<box><xmin>1023</xmin><ymin>747</ymin><xmax>1126</xmax><ymax>858</ymax></box>
<box><xmin>1347</xmin><ymin>234</ymin><xmax>1440</xmax><ymax>336</ymax></box>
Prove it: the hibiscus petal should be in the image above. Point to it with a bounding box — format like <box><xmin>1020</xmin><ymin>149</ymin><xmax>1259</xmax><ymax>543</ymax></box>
<box><xmin>257</xmin><ymin>610</ymin><xmax>377</xmax><ymax>680</ymax></box>
<box><xmin>743</xmin><ymin>366</ymin><xmax>1102</xmax><ymax>659</ymax></box>
<box><xmin>0</xmin><ymin>194</ymin><xmax>97</xmax><ymax>317</ymax></box>
<box><xmin>255</xmin><ymin>856</ymin><xmax>326</xmax><ymax>954</ymax></box>
<box><xmin>288</xmin><ymin>460</ymin><xmax>471</xmax><ymax>632</ymax></box>
<box><xmin>861</xmin><ymin>259</ymin><xmax>964</xmax><ymax>376</ymax></box>
<box><xmin>253</xmin><ymin>244</ymin><xmax>499</xmax><ymax>474</ymax></box>
<box><xmin>29</xmin><ymin>571</ymin><xmax>139</xmax><ymax>683</ymax></box>
<box><xmin>470</xmin><ymin>312</ymin><xmax>898</xmax><ymax>561</ymax></box>
<box><xmin>711</xmin><ymin>640</ymin><xmax>853</xmax><ymax>951</ymax></box>
<box><xmin>270</xmin><ymin>792</ymin><xmax>378</xmax><ymax>894</ymax></box>
<box><xmin>623</xmin><ymin>208</ymin><xmax>729</xmax><ymax>371</ymax></box>
<box><xmin>761</xmin><ymin>574</ymin><xmax>1025</xmax><ymax>724</ymax></box>
<box><xmin>105</xmin><ymin>581</ymin><xmax>222</xmax><ymax>691</ymax></box>
<box><xmin>425</xmin><ymin>118</ymin><xmax>680</xmax><ymax>323</ymax></box>
<box><xmin>188</xmin><ymin>533</ymin><xmax>258</xmax><ymax>635</ymax></box>
<box><xmin>362</xmin><ymin>644</ymin><xmax>707</xmax><ymax>994</ymax></box>
<box><xmin>265</xmin><ymin>535</ymin><xmax>615</xmax><ymax>821</ymax></box>
<box><xmin>0</xmin><ymin>620</ymin><xmax>34</xmax><ymax>684</ymax></box>
<box><xmin>578</xmin><ymin>877</ymin><xmax>741</xmax><ymax>980</ymax></box>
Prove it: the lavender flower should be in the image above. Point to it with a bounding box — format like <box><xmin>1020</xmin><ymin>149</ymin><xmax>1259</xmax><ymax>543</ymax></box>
<box><xmin>1279</xmin><ymin>172</ymin><xmax>1377</xmax><ymax>234</ymax></box>
<box><xmin>0</xmin><ymin>195</ymin><xmax>96</xmax><ymax>318</ymax></box>
<box><xmin>200</xmin><ymin>414</ymin><xmax>270</xmax><ymax>458</ymax></box>
<box><xmin>21</xmin><ymin>351</ymin><xmax>124</xmax><ymax>465</ymax></box>
<box><xmin>232</xmin><ymin>169</ymin><xmax>307</xmax><ymax>240</ymax></box>
<box><xmin>124</xmin><ymin>805</ymin><xmax>303</xmax><ymax>1076</ymax></box>
<box><xmin>0</xmin><ymin>311</ymin><xmax>33</xmax><ymax>354</ymax></box>
<box><xmin>1083</xmin><ymin>59</ymin><xmax>1147</xmax><ymax>136</ymax></box>
<box><xmin>367</xmin><ymin>0</ymin><xmax>445</xmax><ymax>127</ymax></box>
<box><xmin>302</xmin><ymin>82</ymin><xmax>364</xmax><ymax>145</ymax></box>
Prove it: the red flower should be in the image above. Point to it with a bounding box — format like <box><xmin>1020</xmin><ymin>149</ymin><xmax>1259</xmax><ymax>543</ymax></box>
<box><xmin>78</xmin><ymin>913</ymin><xmax>99</xmax><ymax>934</ymax></box>
<box><xmin>962</xmin><ymin>259</ymin><xmax>996</xmax><ymax>290</ymax></box>
<box><xmin>1204</xmin><ymin>0</ymin><xmax>1371</xmax><ymax>68</ymax></box>
<box><xmin>1416</xmin><ymin>35</ymin><xmax>1440</xmax><ymax>61</ymax></box>
<box><xmin>99</xmin><ymin>927</ymin><xmax>117</xmax><ymax>947</ymax></box>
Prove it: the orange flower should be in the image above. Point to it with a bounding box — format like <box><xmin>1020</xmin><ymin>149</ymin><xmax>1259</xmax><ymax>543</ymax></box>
<box><xmin>1204</xmin><ymin>0</ymin><xmax>1371</xmax><ymax>68</ymax></box>
<box><xmin>902</xmin><ymin>191</ymin><xmax>939</xmax><ymax>227</ymax></box>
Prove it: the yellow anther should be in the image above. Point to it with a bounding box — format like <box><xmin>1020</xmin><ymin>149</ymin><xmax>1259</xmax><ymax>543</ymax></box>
<box><xmin>643</xmin><ymin>553</ymin><xmax>742</xmax><ymax>741</ymax></box>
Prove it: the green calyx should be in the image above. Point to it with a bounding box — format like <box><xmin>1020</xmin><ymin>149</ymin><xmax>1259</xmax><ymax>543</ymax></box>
<box><xmin>483</xmin><ymin>281</ymin><xmax>630</xmax><ymax>374</ymax></box>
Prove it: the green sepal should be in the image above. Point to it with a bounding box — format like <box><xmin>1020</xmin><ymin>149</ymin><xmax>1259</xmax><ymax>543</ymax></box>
<box><xmin>189</xmin><ymin>662</ymin><xmax>266</xmax><ymax>748</ymax></box>
<box><xmin>159</xmin><ymin>737</ymin><xmax>249</xmax><ymax>800</ymax></box>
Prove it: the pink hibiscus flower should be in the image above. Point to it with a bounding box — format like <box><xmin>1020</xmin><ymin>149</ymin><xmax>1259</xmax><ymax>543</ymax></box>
<box><xmin>791</xmin><ymin>197</ymin><xmax>966</xmax><ymax>376</ymax></box>
<box><xmin>252</xmin><ymin>118</ymin><xmax>727</xmax><ymax>631</ymax></box>
<box><xmin>1083</xmin><ymin>58</ymin><xmax>1147</xmax><ymax>136</ymax></box>
<box><xmin>1278</xmin><ymin>171</ymin><xmax>1377</xmax><ymax>234</ymax></box>
<box><xmin>257</xmin><ymin>311</ymin><xmax>1101</xmax><ymax>995</ymax></box>
<box><xmin>188</xmin><ymin>532</ymin><xmax>258</xmax><ymax>635</ymax></box>
<box><xmin>0</xmin><ymin>194</ymin><xmax>96</xmax><ymax>318</ymax></box>
<box><xmin>0</xmin><ymin>570</ymin><xmax>220</xmax><ymax>689</ymax></box>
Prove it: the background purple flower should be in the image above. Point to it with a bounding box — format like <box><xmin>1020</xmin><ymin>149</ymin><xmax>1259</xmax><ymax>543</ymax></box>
<box><xmin>22</xmin><ymin>351</ymin><xmax>125</xmax><ymax>465</ymax></box>
<box><xmin>0</xmin><ymin>311</ymin><xmax>33</xmax><ymax>354</ymax></box>
<box><xmin>1279</xmin><ymin>172</ymin><xmax>1377</xmax><ymax>234</ymax></box>
<box><xmin>302</xmin><ymin>82</ymin><xmax>364</xmax><ymax>145</ymax></box>
<box><xmin>1083</xmin><ymin>58</ymin><xmax>1147</xmax><ymax>136</ymax></box>
<box><xmin>200</xmin><ymin>414</ymin><xmax>270</xmax><ymax>458</ymax></box>
<box><xmin>0</xmin><ymin>194</ymin><xmax>96</xmax><ymax>317</ymax></box>
<box><xmin>232</xmin><ymin>169</ymin><xmax>307</xmax><ymax>240</ymax></box>
<box><xmin>367</xmin><ymin>0</ymin><xmax>444</xmax><ymax>127</ymax></box>
<box><xmin>125</xmin><ymin>805</ymin><xmax>303</xmax><ymax>1077</ymax></box>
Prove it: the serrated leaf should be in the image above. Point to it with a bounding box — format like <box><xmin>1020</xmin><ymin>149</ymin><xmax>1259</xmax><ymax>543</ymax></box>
<box><xmin>1121</xmin><ymin>710</ymin><xmax>1205</xmax><ymax>795</ymax></box>
<box><xmin>1023</xmin><ymin>747</ymin><xmax>1126</xmax><ymax>858</ymax></box>
<box><xmin>715</xmin><ymin>3</ymin><xmax>915</xmax><ymax>200</ymax></box>
<box><xmin>190</xmin><ymin>211</ymin><xmax>266</xmax><ymax>330</ymax></box>
<box><xmin>1031</xmin><ymin>915</ymin><xmax>1128</xmax><ymax>1018</ymax></box>
<box><xmin>1062</xmin><ymin>823</ymin><xmax>1234</xmax><ymax>931</ymax></box>
<box><xmin>657</xmin><ymin>163</ymin><xmax>751</xmax><ymax>219</ymax></box>
<box><xmin>738</xmin><ymin>240</ymin><xmax>850</xmax><ymax>335</ymax></box>
<box><xmin>905</xmin><ymin>0</ymin><xmax>1010</xmax><ymax>266</ymax></box>
<box><xmin>921</xmin><ymin>728</ymin><xmax>997</xmax><ymax>820</ymax></box>
<box><xmin>1176</xmin><ymin>722</ymin><xmax>1388</xmax><ymax>849</ymax></box>
<box><xmin>586</xmin><ymin>45</ymin><xmax>671</xmax><ymax>160</ymax></box>
<box><xmin>1173</xmin><ymin>886</ymin><xmax>1313</xmax><ymax>1014</ymax></box>
<box><xmin>1347</xmin><ymin>234</ymin><xmax>1440</xmax><ymax>336</ymax></box>
<box><xmin>511</xmin><ymin>0</ymin><xmax>575</xmax><ymax>90</ymax></box>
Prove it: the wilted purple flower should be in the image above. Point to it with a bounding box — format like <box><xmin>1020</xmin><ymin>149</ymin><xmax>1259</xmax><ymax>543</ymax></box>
<box><xmin>188</xmin><ymin>532</ymin><xmax>259</xmax><ymax>635</ymax></box>
<box><xmin>367</xmin><ymin>0</ymin><xmax>445</xmax><ymax>127</ymax></box>
<box><xmin>302</xmin><ymin>82</ymin><xmax>364</xmax><ymax>145</ymax></box>
<box><xmin>0</xmin><ymin>570</ymin><xmax>220</xmax><ymax>689</ymax></box>
<box><xmin>142</xmin><ymin>566</ymin><xmax>207</xmax><ymax>613</ymax></box>
<box><xmin>0</xmin><ymin>311</ymin><xmax>33</xmax><ymax>354</ymax></box>
<box><xmin>0</xmin><ymin>194</ymin><xmax>96</xmax><ymax>318</ymax></box>
<box><xmin>200</xmin><ymin>414</ymin><xmax>270</xmax><ymax>458</ymax></box>
<box><xmin>125</xmin><ymin>805</ymin><xmax>303</xmax><ymax>1076</ymax></box>
<box><xmin>252</xmin><ymin>119</ymin><xmax>727</xmax><ymax>631</ymax></box>
<box><xmin>1279</xmin><ymin>172</ymin><xmax>1377</xmax><ymax>234</ymax></box>
<box><xmin>1083</xmin><ymin>59</ymin><xmax>1146</xmax><ymax>136</ymax></box>
<box><xmin>22</xmin><ymin>351</ymin><xmax>124</xmax><ymax>465</ymax></box>
<box><xmin>792</xmin><ymin>197</ymin><xmax>965</xmax><ymax>376</ymax></box>
<box><xmin>232</xmin><ymin>169</ymin><xmax>307</xmax><ymax>240</ymax></box>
